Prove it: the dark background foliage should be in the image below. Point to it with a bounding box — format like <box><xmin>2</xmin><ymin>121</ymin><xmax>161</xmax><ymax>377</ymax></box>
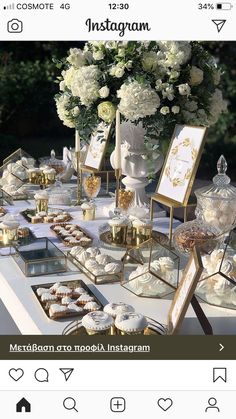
<box><xmin>0</xmin><ymin>41</ymin><xmax>235</xmax><ymax>179</ymax></box>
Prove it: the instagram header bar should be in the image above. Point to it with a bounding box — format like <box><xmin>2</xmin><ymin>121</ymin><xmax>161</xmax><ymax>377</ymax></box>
<box><xmin>0</xmin><ymin>0</ymin><xmax>235</xmax><ymax>41</ymax></box>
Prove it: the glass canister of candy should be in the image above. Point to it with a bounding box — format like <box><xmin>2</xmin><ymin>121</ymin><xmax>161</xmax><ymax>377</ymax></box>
<box><xmin>195</xmin><ymin>155</ymin><xmax>236</xmax><ymax>233</ymax></box>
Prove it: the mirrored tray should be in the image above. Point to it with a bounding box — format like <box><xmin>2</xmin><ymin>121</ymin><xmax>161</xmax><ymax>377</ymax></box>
<box><xmin>21</xmin><ymin>208</ymin><xmax>72</xmax><ymax>224</ymax></box>
<box><xmin>100</xmin><ymin>229</ymin><xmax>169</xmax><ymax>249</ymax></box>
<box><xmin>62</xmin><ymin>316</ymin><xmax>167</xmax><ymax>336</ymax></box>
<box><xmin>32</xmin><ymin>279</ymin><xmax>103</xmax><ymax>321</ymax></box>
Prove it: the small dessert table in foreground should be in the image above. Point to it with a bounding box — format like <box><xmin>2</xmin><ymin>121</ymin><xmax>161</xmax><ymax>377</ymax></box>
<box><xmin>0</xmin><ymin>198</ymin><xmax>235</xmax><ymax>335</ymax></box>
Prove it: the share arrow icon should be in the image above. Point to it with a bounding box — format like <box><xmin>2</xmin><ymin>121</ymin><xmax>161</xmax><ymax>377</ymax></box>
<box><xmin>59</xmin><ymin>368</ymin><xmax>74</xmax><ymax>381</ymax></box>
<box><xmin>212</xmin><ymin>19</ymin><xmax>226</xmax><ymax>33</ymax></box>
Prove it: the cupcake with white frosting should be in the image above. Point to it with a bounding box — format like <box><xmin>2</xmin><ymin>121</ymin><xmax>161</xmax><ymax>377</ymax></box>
<box><xmin>115</xmin><ymin>312</ymin><xmax>148</xmax><ymax>335</ymax></box>
<box><xmin>82</xmin><ymin>311</ymin><xmax>114</xmax><ymax>335</ymax></box>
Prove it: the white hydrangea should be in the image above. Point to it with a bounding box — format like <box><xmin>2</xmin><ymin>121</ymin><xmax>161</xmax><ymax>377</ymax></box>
<box><xmin>189</xmin><ymin>66</ymin><xmax>204</xmax><ymax>86</ymax></box>
<box><xmin>56</xmin><ymin>94</ymin><xmax>75</xmax><ymax>128</ymax></box>
<box><xmin>62</xmin><ymin>66</ymin><xmax>76</xmax><ymax>90</ymax></box>
<box><xmin>67</xmin><ymin>48</ymin><xmax>87</xmax><ymax>68</ymax></box>
<box><xmin>71</xmin><ymin>65</ymin><xmax>101</xmax><ymax>106</ymax></box>
<box><xmin>117</xmin><ymin>80</ymin><xmax>160</xmax><ymax>121</ymax></box>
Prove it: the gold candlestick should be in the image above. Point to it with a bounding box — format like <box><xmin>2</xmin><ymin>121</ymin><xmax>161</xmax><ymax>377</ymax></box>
<box><xmin>76</xmin><ymin>150</ymin><xmax>82</xmax><ymax>205</ymax></box>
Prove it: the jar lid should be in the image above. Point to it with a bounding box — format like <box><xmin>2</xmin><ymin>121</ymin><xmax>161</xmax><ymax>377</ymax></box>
<box><xmin>40</xmin><ymin>150</ymin><xmax>65</xmax><ymax>174</ymax></box>
<box><xmin>195</xmin><ymin>155</ymin><xmax>236</xmax><ymax>200</ymax></box>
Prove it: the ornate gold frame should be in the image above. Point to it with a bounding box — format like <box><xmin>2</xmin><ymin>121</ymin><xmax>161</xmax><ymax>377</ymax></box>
<box><xmin>151</xmin><ymin>125</ymin><xmax>207</xmax><ymax>245</ymax></box>
<box><xmin>168</xmin><ymin>247</ymin><xmax>203</xmax><ymax>335</ymax></box>
<box><xmin>155</xmin><ymin>124</ymin><xmax>207</xmax><ymax>207</ymax></box>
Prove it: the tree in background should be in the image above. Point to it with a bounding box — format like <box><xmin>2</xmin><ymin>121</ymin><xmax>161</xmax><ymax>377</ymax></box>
<box><xmin>0</xmin><ymin>41</ymin><xmax>235</xmax><ymax>178</ymax></box>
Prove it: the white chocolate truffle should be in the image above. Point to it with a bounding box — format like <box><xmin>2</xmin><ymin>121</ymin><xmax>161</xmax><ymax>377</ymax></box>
<box><xmin>78</xmin><ymin>250</ymin><xmax>90</xmax><ymax>264</ymax></box>
<box><xmin>86</xmin><ymin>247</ymin><xmax>101</xmax><ymax>258</ymax></box>
<box><xmin>104</xmin><ymin>262</ymin><xmax>122</xmax><ymax>274</ymax></box>
<box><xmin>158</xmin><ymin>257</ymin><xmax>175</xmax><ymax>272</ymax></box>
<box><xmin>95</xmin><ymin>254</ymin><xmax>113</xmax><ymax>265</ymax></box>
<box><xmin>85</xmin><ymin>258</ymin><xmax>99</xmax><ymax>271</ymax></box>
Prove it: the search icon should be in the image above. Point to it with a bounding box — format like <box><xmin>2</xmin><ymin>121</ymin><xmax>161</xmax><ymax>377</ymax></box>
<box><xmin>63</xmin><ymin>397</ymin><xmax>78</xmax><ymax>413</ymax></box>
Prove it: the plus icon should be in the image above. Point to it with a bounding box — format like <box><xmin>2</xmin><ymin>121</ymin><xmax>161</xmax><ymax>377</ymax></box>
<box><xmin>110</xmin><ymin>397</ymin><xmax>126</xmax><ymax>413</ymax></box>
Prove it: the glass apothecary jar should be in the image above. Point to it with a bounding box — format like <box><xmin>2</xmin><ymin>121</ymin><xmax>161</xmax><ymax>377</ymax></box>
<box><xmin>195</xmin><ymin>155</ymin><xmax>236</xmax><ymax>233</ymax></box>
<box><xmin>122</xmin><ymin>238</ymin><xmax>179</xmax><ymax>299</ymax></box>
<box><xmin>196</xmin><ymin>229</ymin><xmax>236</xmax><ymax>310</ymax></box>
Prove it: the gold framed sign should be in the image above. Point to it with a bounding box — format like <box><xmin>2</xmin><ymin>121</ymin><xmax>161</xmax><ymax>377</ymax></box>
<box><xmin>156</xmin><ymin>125</ymin><xmax>206</xmax><ymax>206</ymax></box>
<box><xmin>83</xmin><ymin>123</ymin><xmax>111</xmax><ymax>171</ymax></box>
<box><xmin>168</xmin><ymin>247</ymin><xmax>203</xmax><ymax>335</ymax></box>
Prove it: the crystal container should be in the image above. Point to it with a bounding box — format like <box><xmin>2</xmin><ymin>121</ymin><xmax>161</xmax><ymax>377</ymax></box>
<box><xmin>196</xmin><ymin>229</ymin><xmax>236</xmax><ymax>310</ymax></box>
<box><xmin>173</xmin><ymin>219</ymin><xmax>221</xmax><ymax>256</ymax></box>
<box><xmin>121</xmin><ymin>238</ymin><xmax>179</xmax><ymax>299</ymax></box>
<box><xmin>195</xmin><ymin>155</ymin><xmax>236</xmax><ymax>232</ymax></box>
<box><xmin>12</xmin><ymin>237</ymin><xmax>67</xmax><ymax>277</ymax></box>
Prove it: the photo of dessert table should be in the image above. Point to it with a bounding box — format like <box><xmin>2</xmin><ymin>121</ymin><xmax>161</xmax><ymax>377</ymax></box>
<box><xmin>0</xmin><ymin>196</ymin><xmax>235</xmax><ymax>336</ymax></box>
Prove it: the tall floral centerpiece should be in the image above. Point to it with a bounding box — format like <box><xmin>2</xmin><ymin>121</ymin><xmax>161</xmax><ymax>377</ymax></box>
<box><xmin>55</xmin><ymin>41</ymin><xmax>227</xmax><ymax>205</ymax></box>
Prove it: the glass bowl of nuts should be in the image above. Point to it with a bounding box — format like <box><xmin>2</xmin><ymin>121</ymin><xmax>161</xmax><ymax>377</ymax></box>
<box><xmin>173</xmin><ymin>219</ymin><xmax>222</xmax><ymax>257</ymax></box>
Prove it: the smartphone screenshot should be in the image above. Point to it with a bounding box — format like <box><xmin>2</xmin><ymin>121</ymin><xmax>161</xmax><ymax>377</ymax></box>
<box><xmin>0</xmin><ymin>0</ymin><xmax>235</xmax><ymax>417</ymax></box>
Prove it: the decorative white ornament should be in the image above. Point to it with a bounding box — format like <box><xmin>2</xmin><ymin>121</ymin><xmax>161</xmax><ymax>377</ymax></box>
<box><xmin>110</xmin><ymin>121</ymin><xmax>163</xmax><ymax>207</ymax></box>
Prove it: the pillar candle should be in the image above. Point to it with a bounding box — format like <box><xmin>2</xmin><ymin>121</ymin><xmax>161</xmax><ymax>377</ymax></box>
<box><xmin>114</xmin><ymin>110</ymin><xmax>121</xmax><ymax>170</ymax></box>
<box><xmin>75</xmin><ymin>130</ymin><xmax>80</xmax><ymax>152</ymax></box>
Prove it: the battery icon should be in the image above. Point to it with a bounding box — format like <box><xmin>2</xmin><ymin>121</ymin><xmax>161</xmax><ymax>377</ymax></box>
<box><xmin>216</xmin><ymin>2</ymin><xmax>233</xmax><ymax>9</ymax></box>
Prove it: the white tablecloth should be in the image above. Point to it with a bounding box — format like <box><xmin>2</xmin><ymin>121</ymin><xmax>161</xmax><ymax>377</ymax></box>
<box><xmin>0</xmin><ymin>198</ymin><xmax>235</xmax><ymax>335</ymax></box>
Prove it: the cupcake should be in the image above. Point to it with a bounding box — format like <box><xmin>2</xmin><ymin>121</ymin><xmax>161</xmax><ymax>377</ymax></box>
<box><xmin>82</xmin><ymin>311</ymin><xmax>114</xmax><ymax>335</ymax></box>
<box><xmin>104</xmin><ymin>302</ymin><xmax>135</xmax><ymax>319</ymax></box>
<box><xmin>115</xmin><ymin>312</ymin><xmax>148</xmax><ymax>335</ymax></box>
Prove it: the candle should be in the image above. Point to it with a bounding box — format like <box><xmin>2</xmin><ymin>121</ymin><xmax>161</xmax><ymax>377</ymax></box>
<box><xmin>75</xmin><ymin>130</ymin><xmax>80</xmax><ymax>152</ymax></box>
<box><xmin>114</xmin><ymin>110</ymin><xmax>121</xmax><ymax>170</ymax></box>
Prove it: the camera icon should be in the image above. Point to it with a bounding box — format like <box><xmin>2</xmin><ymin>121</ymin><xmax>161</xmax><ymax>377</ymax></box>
<box><xmin>7</xmin><ymin>18</ymin><xmax>23</xmax><ymax>33</ymax></box>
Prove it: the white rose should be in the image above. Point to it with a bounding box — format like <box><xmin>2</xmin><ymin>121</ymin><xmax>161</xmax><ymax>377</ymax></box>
<box><xmin>178</xmin><ymin>83</ymin><xmax>191</xmax><ymax>96</ymax></box>
<box><xmin>160</xmin><ymin>106</ymin><xmax>170</xmax><ymax>115</ymax></box>
<box><xmin>171</xmin><ymin>105</ymin><xmax>180</xmax><ymax>114</ymax></box>
<box><xmin>189</xmin><ymin>66</ymin><xmax>204</xmax><ymax>86</ymax></box>
<box><xmin>93</xmin><ymin>50</ymin><xmax>104</xmax><ymax>60</ymax></box>
<box><xmin>99</xmin><ymin>86</ymin><xmax>110</xmax><ymax>98</ymax></box>
<box><xmin>115</xmin><ymin>67</ymin><xmax>125</xmax><ymax>78</ymax></box>
<box><xmin>155</xmin><ymin>79</ymin><xmax>163</xmax><ymax>91</ymax></box>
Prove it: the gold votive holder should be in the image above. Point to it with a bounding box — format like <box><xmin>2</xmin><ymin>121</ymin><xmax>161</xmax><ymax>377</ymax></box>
<box><xmin>82</xmin><ymin>207</ymin><xmax>95</xmax><ymax>221</ymax></box>
<box><xmin>0</xmin><ymin>221</ymin><xmax>19</xmax><ymax>245</ymax></box>
<box><xmin>111</xmin><ymin>225</ymin><xmax>128</xmax><ymax>245</ymax></box>
<box><xmin>133</xmin><ymin>225</ymin><xmax>153</xmax><ymax>246</ymax></box>
<box><xmin>34</xmin><ymin>187</ymin><xmax>49</xmax><ymax>211</ymax></box>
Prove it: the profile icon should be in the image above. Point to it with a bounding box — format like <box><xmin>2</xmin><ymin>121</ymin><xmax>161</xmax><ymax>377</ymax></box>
<box><xmin>205</xmin><ymin>397</ymin><xmax>220</xmax><ymax>413</ymax></box>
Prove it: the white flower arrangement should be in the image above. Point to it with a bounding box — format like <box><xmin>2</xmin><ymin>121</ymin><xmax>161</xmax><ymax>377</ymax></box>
<box><xmin>55</xmin><ymin>41</ymin><xmax>227</xmax><ymax>142</ymax></box>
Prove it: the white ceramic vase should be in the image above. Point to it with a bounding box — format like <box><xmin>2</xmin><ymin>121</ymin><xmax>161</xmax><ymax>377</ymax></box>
<box><xmin>110</xmin><ymin>121</ymin><xmax>164</xmax><ymax>207</ymax></box>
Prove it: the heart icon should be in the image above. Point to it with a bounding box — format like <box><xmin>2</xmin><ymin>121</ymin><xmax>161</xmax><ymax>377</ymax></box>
<box><xmin>157</xmin><ymin>398</ymin><xmax>173</xmax><ymax>411</ymax></box>
<box><xmin>9</xmin><ymin>368</ymin><xmax>24</xmax><ymax>382</ymax></box>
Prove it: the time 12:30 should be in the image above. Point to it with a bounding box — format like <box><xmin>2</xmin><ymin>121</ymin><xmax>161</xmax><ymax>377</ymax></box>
<box><xmin>109</xmin><ymin>3</ymin><xmax>130</xmax><ymax>9</ymax></box>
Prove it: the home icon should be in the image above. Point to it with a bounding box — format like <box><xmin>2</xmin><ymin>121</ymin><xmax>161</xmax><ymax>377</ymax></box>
<box><xmin>16</xmin><ymin>397</ymin><xmax>31</xmax><ymax>413</ymax></box>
